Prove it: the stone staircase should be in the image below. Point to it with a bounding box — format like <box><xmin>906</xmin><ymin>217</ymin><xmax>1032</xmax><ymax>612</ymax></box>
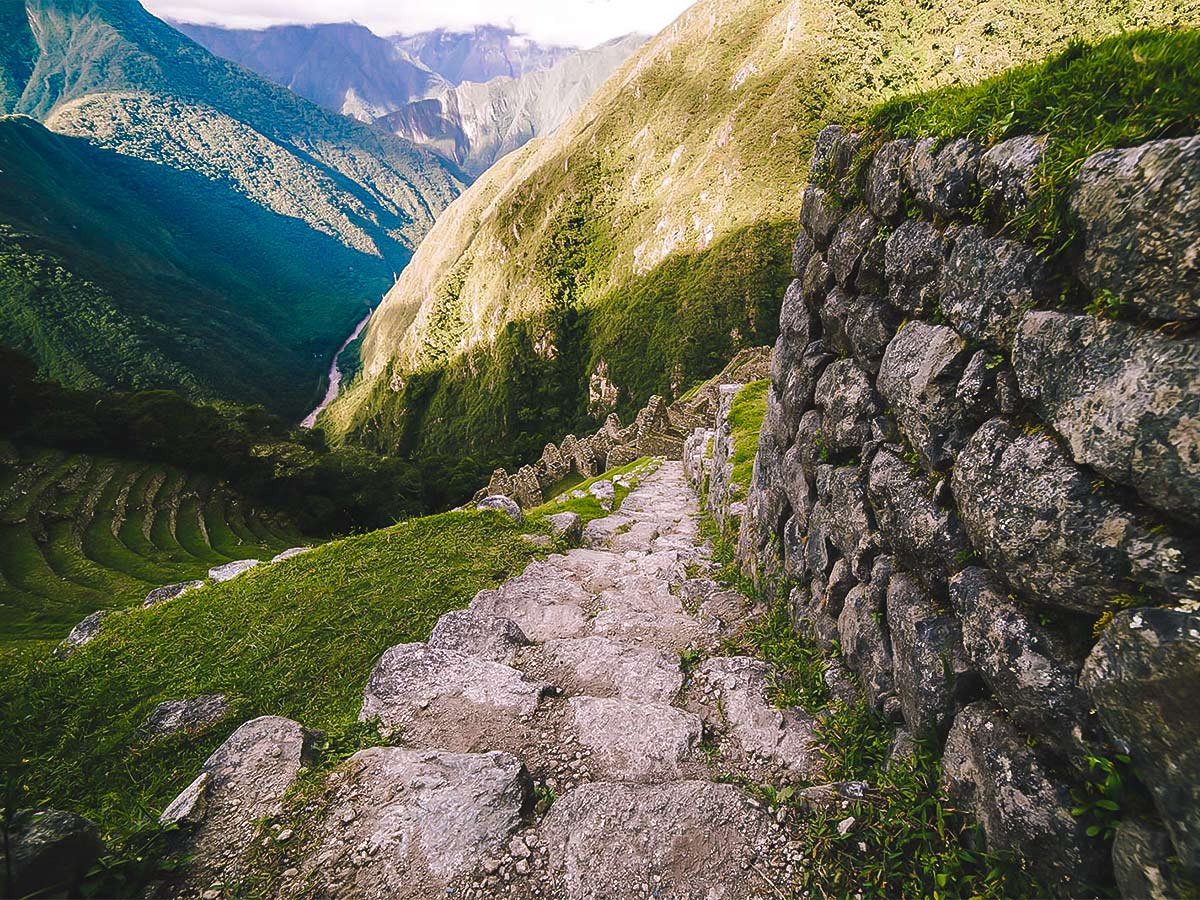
<box><xmin>159</xmin><ymin>461</ymin><xmax>826</xmax><ymax>899</ymax></box>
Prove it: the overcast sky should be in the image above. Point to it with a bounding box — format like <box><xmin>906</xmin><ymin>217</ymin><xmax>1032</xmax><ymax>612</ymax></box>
<box><xmin>141</xmin><ymin>0</ymin><xmax>692</xmax><ymax>47</ymax></box>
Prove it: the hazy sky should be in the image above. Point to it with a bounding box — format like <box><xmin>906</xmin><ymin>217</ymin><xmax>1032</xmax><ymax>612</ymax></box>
<box><xmin>141</xmin><ymin>0</ymin><xmax>693</xmax><ymax>47</ymax></box>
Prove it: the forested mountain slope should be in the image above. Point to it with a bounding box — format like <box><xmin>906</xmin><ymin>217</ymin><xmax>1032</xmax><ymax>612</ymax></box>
<box><xmin>0</xmin><ymin>117</ymin><xmax>390</xmax><ymax>413</ymax></box>
<box><xmin>327</xmin><ymin>0</ymin><xmax>1191</xmax><ymax>477</ymax></box>
<box><xmin>0</xmin><ymin>0</ymin><xmax>464</xmax><ymax>414</ymax></box>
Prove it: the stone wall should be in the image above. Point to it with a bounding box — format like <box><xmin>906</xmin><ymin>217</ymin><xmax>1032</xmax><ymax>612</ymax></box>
<box><xmin>701</xmin><ymin>125</ymin><xmax>1200</xmax><ymax>894</ymax></box>
<box><xmin>482</xmin><ymin>348</ymin><xmax>771</xmax><ymax>510</ymax></box>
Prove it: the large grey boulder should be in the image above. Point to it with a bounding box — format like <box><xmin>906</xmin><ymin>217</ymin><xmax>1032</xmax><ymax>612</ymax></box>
<box><xmin>792</xmin><ymin>230</ymin><xmax>816</xmax><ymax>277</ymax></box>
<box><xmin>884</xmin><ymin>218</ymin><xmax>944</xmax><ymax>316</ymax></box>
<box><xmin>800</xmin><ymin>185</ymin><xmax>842</xmax><ymax>248</ymax></box>
<box><xmin>1071</xmin><ymin>135</ymin><xmax>1200</xmax><ymax>321</ymax></box>
<box><xmin>950</xmin><ymin>567</ymin><xmax>1094</xmax><ymax>762</ymax></box>
<box><xmin>534</xmin><ymin>636</ymin><xmax>682</xmax><ymax>703</ymax></box>
<box><xmin>809</xmin><ymin>124</ymin><xmax>861</xmax><ymax>184</ymax></box>
<box><xmin>817</xmin><ymin>463</ymin><xmax>876</xmax><ymax>580</ymax></box>
<box><xmin>877</xmin><ymin>321</ymin><xmax>978</xmax><ymax>470</ymax></box>
<box><xmin>813</xmin><ymin>358</ymin><xmax>880</xmax><ymax>453</ymax></box>
<box><xmin>0</xmin><ymin>809</ymin><xmax>104</xmax><ymax>899</ymax></box>
<box><xmin>886</xmin><ymin>572</ymin><xmax>975</xmax><ymax>738</ymax></box>
<box><xmin>867</xmin><ymin>449</ymin><xmax>969</xmax><ymax>584</ymax></box>
<box><xmin>282</xmin><ymin>748</ymin><xmax>529</xmax><ymax>899</ymax></box>
<box><xmin>541</xmin><ymin>781</ymin><xmax>772</xmax><ymax>900</ymax></box>
<box><xmin>864</xmin><ymin>138</ymin><xmax>915</xmax><ymax>222</ymax></box>
<box><xmin>208</xmin><ymin>559</ymin><xmax>259</xmax><ymax>583</ymax></box>
<box><xmin>139</xmin><ymin>694</ymin><xmax>231</xmax><ymax>741</ymax></box>
<box><xmin>1014</xmin><ymin>310</ymin><xmax>1200</xmax><ymax>524</ymax></box>
<box><xmin>952</xmin><ymin>419</ymin><xmax>1200</xmax><ymax>615</ymax></box>
<box><xmin>161</xmin><ymin>716</ymin><xmax>319</xmax><ymax>885</ymax></box>
<box><xmin>698</xmin><ymin>656</ymin><xmax>821</xmax><ymax>777</ymax></box>
<box><xmin>978</xmin><ymin>134</ymin><xmax>1046</xmax><ymax>221</ymax></box>
<box><xmin>1082</xmin><ymin>608</ymin><xmax>1200</xmax><ymax>876</ymax></box>
<box><xmin>818</xmin><ymin>288</ymin><xmax>898</xmax><ymax>375</ymax></box>
<box><xmin>906</xmin><ymin>137</ymin><xmax>981</xmax><ymax>218</ymax></box>
<box><xmin>547</xmin><ymin>511</ymin><xmax>583</xmax><ymax>547</ymax></box>
<box><xmin>837</xmin><ymin>556</ymin><xmax>897</xmax><ymax>712</ymax></box>
<box><xmin>800</xmin><ymin>252</ymin><xmax>835</xmax><ymax>311</ymax></box>
<box><xmin>778</xmin><ymin>278</ymin><xmax>815</xmax><ymax>357</ymax></box>
<box><xmin>827</xmin><ymin>208</ymin><xmax>879</xmax><ymax>289</ymax></box>
<box><xmin>940</xmin><ymin>225</ymin><xmax>1054</xmax><ymax>351</ymax></box>
<box><xmin>942</xmin><ymin>701</ymin><xmax>1102</xmax><ymax>890</ymax></box>
<box><xmin>143</xmin><ymin>580</ymin><xmax>204</xmax><ymax>608</ymax></box>
<box><xmin>1112</xmin><ymin>816</ymin><xmax>1188</xmax><ymax>900</ymax></box>
<box><xmin>55</xmin><ymin>609</ymin><xmax>113</xmax><ymax>658</ymax></box>
<box><xmin>477</xmin><ymin>495</ymin><xmax>525</xmax><ymax>524</ymax></box>
<box><xmin>359</xmin><ymin>644</ymin><xmax>550</xmax><ymax>749</ymax></box>
<box><xmin>428</xmin><ymin>609</ymin><xmax>530</xmax><ymax>664</ymax></box>
<box><xmin>569</xmin><ymin>697</ymin><xmax>701</xmax><ymax>782</ymax></box>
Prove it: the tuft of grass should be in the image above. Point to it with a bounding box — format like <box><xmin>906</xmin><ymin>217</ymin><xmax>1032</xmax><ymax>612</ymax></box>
<box><xmin>727</xmin><ymin>380</ymin><xmax>770</xmax><ymax>498</ymax></box>
<box><xmin>526</xmin><ymin>457</ymin><xmax>658</xmax><ymax>528</ymax></box>
<box><xmin>867</xmin><ymin>29</ymin><xmax>1200</xmax><ymax>257</ymax></box>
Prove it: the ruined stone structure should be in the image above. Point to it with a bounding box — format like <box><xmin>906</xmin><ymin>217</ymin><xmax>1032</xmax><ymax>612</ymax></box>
<box><xmin>479</xmin><ymin>347</ymin><xmax>772</xmax><ymax>510</ymax></box>
<box><xmin>691</xmin><ymin>126</ymin><xmax>1200</xmax><ymax>895</ymax></box>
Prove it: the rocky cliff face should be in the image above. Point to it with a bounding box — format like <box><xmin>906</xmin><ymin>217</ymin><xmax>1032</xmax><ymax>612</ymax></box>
<box><xmin>378</xmin><ymin>34</ymin><xmax>646</xmax><ymax>178</ymax></box>
<box><xmin>690</xmin><ymin>126</ymin><xmax>1200</xmax><ymax>894</ymax></box>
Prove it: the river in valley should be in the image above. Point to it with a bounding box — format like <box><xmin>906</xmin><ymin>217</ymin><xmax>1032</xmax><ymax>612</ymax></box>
<box><xmin>301</xmin><ymin>310</ymin><xmax>373</xmax><ymax>428</ymax></box>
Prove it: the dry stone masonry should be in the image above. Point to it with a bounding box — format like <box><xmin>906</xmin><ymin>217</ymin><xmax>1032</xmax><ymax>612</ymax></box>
<box><xmin>480</xmin><ymin>348</ymin><xmax>771</xmax><ymax>510</ymax></box>
<box><xmin>698</xmin><ymin>124</ymin><xmax>1200</xmax><ymax>894</ymax></box>
<box><xmin>156</xmin><ymin>463</ymin><xmax>831</xmax><ymax>899</ymax></box>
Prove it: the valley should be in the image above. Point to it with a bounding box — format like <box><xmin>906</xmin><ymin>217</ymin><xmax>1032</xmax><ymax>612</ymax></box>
<box><xmin>302</xmin><ymin>309</ymin><xmax>375</xmax><ymax>429</ymax></box>
<box><xmin>0</xmin><ymin>0</ymin><xmax>1198</xmax><ymax>898</ymax></box>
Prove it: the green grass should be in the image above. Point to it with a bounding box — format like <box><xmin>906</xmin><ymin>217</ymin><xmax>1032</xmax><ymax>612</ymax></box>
<box><xmin>698</xmin><ymin>511</ymin><xmax>1045</xmax><ymax>899</ymax></box>
<box><xmin>527</xmin><ymin>457</ymin><xmax>659</xmax><ymax>527</ymax></box>
<box><xmin>727</xmin><ymin>379</ymin><xmax>770</xmax><ymax>498</ymax></box>
<box><xmin>0</xmin><ymin>445</ymin><xmax>300</xmax><ymax>649</ymax></box>
<box><xmin>0</xmin><ymin>505</ymin><xmax>550</xmax><ymax>892</ymax></box>
<box><xmin>864</xmin><ymin>29</ymin><xmax>1200</xmax><ymax>256</ymax></box>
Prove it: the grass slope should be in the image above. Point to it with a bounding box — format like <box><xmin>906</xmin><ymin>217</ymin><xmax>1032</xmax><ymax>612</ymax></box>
<box><xmin>0</xmin><ymin>443</ymin><xmax>300</xmax><ymax>647</ymax></box>
<box><xmin>329</xmin><ymin>0</ymin><xmax>1191</xmax><ymax>468</ymax></box>
<box><xmin>0</xmin><ymin>456</ymin><xmax>649</xmax><ymax>891</ymax></box>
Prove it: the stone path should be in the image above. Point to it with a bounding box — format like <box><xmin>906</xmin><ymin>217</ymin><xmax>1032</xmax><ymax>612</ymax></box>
<box><xmin>163</xmin><ymin>462</ymin><xmax>826</xmax><ymax>900</ymax></box>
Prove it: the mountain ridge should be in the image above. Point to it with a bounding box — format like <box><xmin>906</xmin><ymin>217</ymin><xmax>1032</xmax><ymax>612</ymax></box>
<box><xmin>0</xmin><ymin>0</ymin><xmax>464</xmax><ymax>414</ymax></box>
<box><xmin>326</xmin><ymin>0</ymin><xmax>1196</xmax><ymax>477</ymax></box>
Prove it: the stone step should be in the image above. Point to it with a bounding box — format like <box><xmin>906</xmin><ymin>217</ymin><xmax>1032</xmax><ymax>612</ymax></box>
<box><xmin>360</xmin><ymin>644</ymin><xmax>551</xmax><ymax>751</ymax></box>
<box><xmin>696</xmin><ymin>656</ymin><xmax>823</xmax><ymax>780</ymax></box>
<box><xmin>279</xmin><ymin>748</ymin><xmax>530</xmax><ymax>899</ymax></box>
<box><xmin>521</xmin><ymin>635</ymin><xmax>683</xmax><ymax>704</ymax></box>
<box><xmin>568</xmin><ymin>697</ymin><xmax>703</xmax><ymax>782</ymax></box>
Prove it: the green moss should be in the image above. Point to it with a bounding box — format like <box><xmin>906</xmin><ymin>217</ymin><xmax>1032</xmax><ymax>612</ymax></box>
<box><xmin>866</xmin><ymin>29</ymin><xmax>1200</xmax><ymax>256</ymax></box>
<box><xmin>728</xmin><ymin>379</ymin><xmax>770</xmax><ymax>496</ymax></box>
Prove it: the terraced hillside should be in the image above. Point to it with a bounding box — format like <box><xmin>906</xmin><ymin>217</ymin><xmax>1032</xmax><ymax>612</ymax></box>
<box><xmin>0</xmin><ymin>444</ymin><xmax>301</xmax><ymax>647</ymax></box>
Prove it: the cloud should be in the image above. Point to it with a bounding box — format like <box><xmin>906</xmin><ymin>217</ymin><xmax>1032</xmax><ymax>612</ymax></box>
<box><xmin>141</xmin><ymin>0</ymin><xmax>692</xmax><ymax>47</ymax></box>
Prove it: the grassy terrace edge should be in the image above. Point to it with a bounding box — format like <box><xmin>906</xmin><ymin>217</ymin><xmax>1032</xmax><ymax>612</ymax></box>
<box><xmin>857</xmin><ymin>28</ymin><xmax>1200</xmax><ymax>257</ymax></box>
